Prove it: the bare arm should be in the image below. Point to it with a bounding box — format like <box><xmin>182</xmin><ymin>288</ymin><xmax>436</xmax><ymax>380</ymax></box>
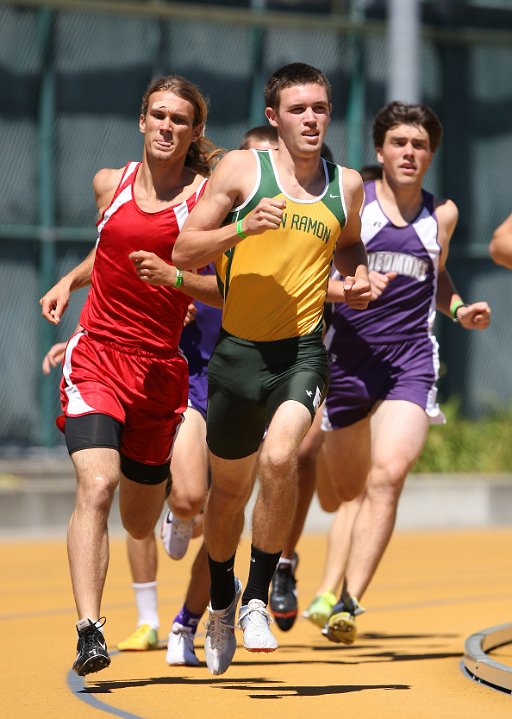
<box><xmin>39</xmin><ymin>167</ymin><xmax>121</xmax><ymax>325</ymax></box>
<box><xmin>39</xmin><ymin>248</ymin><xmax>96</xmax><ymax>324</ymax></box>
<box><xmin>128</xmin><ymin>250</ymin><xmax>223</xmax><ymax>308</ymax></box>
<box><xmin>172</xmin><ymin>150</ymin><xmax>285</xmax><ymax>269</ymax></box>
<box><xmin>332</xmin><ymin>169</ymin><xmax>371</xmax><ymax>310</ymax></box>
<box><xmin>489</xmin><ymin>213</ymin><xmax>512</xmax><ymax>269</ymax></box>
<box><xmin>435</xmin><ymin>199</ymin><xmax>490</xmax><ymax>330</ymax></box>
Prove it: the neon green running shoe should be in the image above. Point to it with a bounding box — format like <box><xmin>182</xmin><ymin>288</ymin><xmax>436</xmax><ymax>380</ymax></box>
<box><xmin>117</xmin><ymin>623</ymin><xmax>159</xmax><ymax>651</ymax></box>
<box><xmin>322</xmin><ymin>596</ymin><xmax>365</xmax><ymax>645</ymax></box>
<box><xmin>303</xmin><ymin>591</ymin><xmax>337</xmax><ymax>628</ymax></box>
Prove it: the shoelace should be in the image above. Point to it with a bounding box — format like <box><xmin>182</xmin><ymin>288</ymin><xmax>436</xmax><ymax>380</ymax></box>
<box><xmin>174</xmin><ymin>627</ymin><xmax>195</xmax><ymax>652</ymax></box>
<box><xmin>81</xmin><ymin>617</ymin><xmax>107</xmax><ymax>648</ymax></box>
<box><xmin>238</xmin><ymin>604</ymin><xmax>274</xmax><ymax>630</ymax></box>
<box><xmin>204</xmin><ymin>613</ymin><xmax>234</xmax><ymax>648</ymax></box>
<box><xmin>272</xmin><ymin>566</ymin><xmax>295</xmax><ymax>596</ymax></box>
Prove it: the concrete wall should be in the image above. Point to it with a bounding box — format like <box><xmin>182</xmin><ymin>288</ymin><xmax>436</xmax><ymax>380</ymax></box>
<box><xmin>1</xmin><ymin>458</ymin><xmax>511</xmax><ymax>539</ymax></box>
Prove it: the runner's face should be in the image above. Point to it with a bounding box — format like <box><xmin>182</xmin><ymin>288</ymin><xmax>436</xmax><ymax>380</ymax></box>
<box><xmin>377</xmin><ymin>123</ymin><xmax>433</xmax><ymax>186</ymax></box>
<box><xmin>139</xmin><ymin>90</ymin><xmax>202</xmax><ymax>163</ymax></box>
<box><xmin>266</xmin><ymin>83</ymin><xmax>331</xmax><ymax>157</ymax></box>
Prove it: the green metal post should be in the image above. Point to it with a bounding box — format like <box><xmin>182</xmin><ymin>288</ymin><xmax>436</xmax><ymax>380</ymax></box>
<box><xmin>248</xmin><ymin>0</ymin><xmax>266</xmax><ymax>129</ymax></box>
<box><xmin>37</xmin><ymin>8</ymin><xmax>57</xmax><ymax>448</ymax></box>
<box><xmin>346</xmin><ymin>0</ymin><xmax>364</xmax><ymax>171</ymax></box>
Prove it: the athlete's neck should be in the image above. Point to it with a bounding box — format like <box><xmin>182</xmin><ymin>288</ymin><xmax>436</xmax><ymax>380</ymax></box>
<box><xmin>135</xmin><ymin>159</ymin><xmax>199</xmax><ymax>210</ymax></box>
<box><xmin>271</xmin><ymin>148</ymin><xmax>325</xmax><ymax>200</ymax></box>
<box><xmin>377</xmin><ymin>175</ymin><xmax>424</xmax><ymax>225</ymax></box>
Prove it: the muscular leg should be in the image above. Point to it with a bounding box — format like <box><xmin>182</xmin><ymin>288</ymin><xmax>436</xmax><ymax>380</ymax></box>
<box><xmin>315</xmin><ymin>496</ymin><xmax>362</xmax><ymax>596</ymax></box>
<box><xmin>302</xmin><ymin>421</ymin><xmax>368</xmax><ymax>627</ymax></box>
<box><xmin>252</xmin><ymin>401</ymin><xmax>312</xmax><ymax>556</ymax></box>
<box><xmin>183</xmin><ymin>541</ymin><xmax>210</xmax><ymax>616</ymax></box>
<box><xmin>118</xmin><ymin>479</ymin><xmax>165</xmax><ymax>648</ymax></box>
<box><xmin>169</xmin><ymin>407</ymin><xmax>208</xmax><ymax>519</ymax></box>
<box><xmin>119</xmin><ymin>532</ymin><xmax>160</xmax><ymax>649</ymax></box>
<box><xmin>119</xmin><ymin>474</ymin><xmax>167</xmax><ymax>540</ymax></box>
<box><xmin>269</xmin><ymin>408</ymin><xmax>323</xmax><ymax>630</ymax></box>
<box><xmin>342</xmin><ymin>400</ymin><xmax>429</xmax><ymax>602</ymax></box>
<box><xmin>315</xmin><ymin>443</ymin><xmax>340</xmax><ymax>513</ymax></box>
<box><xmin>205</xmin><ymin>452</ymin><xmax>257</xmax><ymax>564</ymax></box>
<box><xmin>323</xmin><ymin>416</ymin><xmax>371</xmax><ymax>504</ymax></box>
<box><xmin>67</xmin><ymin>447</ymin><xmax>120</xmax><ymax>620</ymax></box>
<box><xmin>126</xmin><ymin>532</ymin><xmax>157</xmax><ymax>583</ymax></box>
<box><xmin>281</xmin><ymin>407</ymin><xmax>324</xmax><ymax>559</ymax></box>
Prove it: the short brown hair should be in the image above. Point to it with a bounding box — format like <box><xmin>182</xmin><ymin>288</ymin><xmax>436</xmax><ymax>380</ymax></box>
<box><xmin>264</xmin><ymin>62</ymin><xmax>332</xmax><ymax>112</ymax></box>
<box><xmin>140</xmin><ymin>75</ymin><xmax>221</xmax><ymax>176</ymax></box>
<box><xmin>239</xmin><ymin>125</ymin><xmax>278</xmax><ymax>150</ymax></box>
<box><xmin>372</xmin><ymin>101</ymin><xmax>443</xmax><ymax>153</ymax></box>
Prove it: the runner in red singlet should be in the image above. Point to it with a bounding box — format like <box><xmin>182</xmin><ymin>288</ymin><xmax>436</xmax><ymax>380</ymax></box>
<box><xmin>39</xmin><ymin>74</ymin><xmax>221</xmax><ymax>677</ymax></box>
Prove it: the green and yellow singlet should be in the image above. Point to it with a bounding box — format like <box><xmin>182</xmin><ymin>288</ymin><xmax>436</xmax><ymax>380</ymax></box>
<box><xmin>216</xmin><ymin>149</ymin><xmax>347</xmax><ymax>342</ymax></box>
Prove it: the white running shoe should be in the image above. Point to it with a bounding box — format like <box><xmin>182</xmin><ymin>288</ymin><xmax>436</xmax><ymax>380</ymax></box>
<box><xmin>160</xmin><ymin>510</ymin><xmax>194</xmax><ymax>560</ymax></box>
<box><xmin>166</xmin><ymin>622</ymin><xmax>200</xmax><ymax>666</ymax></box>
<box><xmin>204</xmin><ymin>578</ymin><xmax>242</xmax><ymax>675</ymax></box>
<box><xmin>238</xmin><ymin>599</ymin><xmax>278</xmax><ymax>652</ymax></box>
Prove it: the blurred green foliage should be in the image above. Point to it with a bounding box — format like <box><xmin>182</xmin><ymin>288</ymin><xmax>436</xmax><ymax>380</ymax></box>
<box><xmin>413</xmin><ymin>399</ymin><xmax>512</xmax><ymax>473</ymax></box>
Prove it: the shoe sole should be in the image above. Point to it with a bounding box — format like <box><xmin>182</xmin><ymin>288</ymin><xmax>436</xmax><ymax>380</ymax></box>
<box><xmin>304</xmin><ymin>610</ymin><xmax>330</xmax><ymax>628</ymax></box>
<box><xmin>117</xmin><ymin>643</ymin><xmax>159</xmax><ymax>651</ymax></box>
<box><xmin>244</xmin><ymin>645</ymin><xmax>278</xmax><ymax>653</ymax></box>
<box><xmin>322</xmin><ymin>613</ymin><xmax>357</xmax><ymax>645</ymax></box>
<box><xmin>73</xmin><ymin>653</ymin><xmax>111</xmax><ymax>676</ymax></box>
<box><xmin>167</xmin><ymin>658</ymin><xmax>200</xmax><ymax>667</ymax></box>
<box><xmin>272</xmin><ymin>610</ymin><xmax>298</xmax><ymax>632</ymax></box>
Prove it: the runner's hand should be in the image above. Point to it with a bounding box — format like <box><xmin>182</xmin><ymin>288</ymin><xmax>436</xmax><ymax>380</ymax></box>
<box><xmin>42</xmin><ymin>342</ymin><xmax>67</xmax><ymax>375</ymax></box>
<box><xmin>129</xmin><ymin>250</ymin><xmax>175</xmax><ymax>286</ymax></box>
<box><xmin>239</xmin><ymin>197</ymin><xmax>286</xmax><ymax>236</ymax></box>
<box><xmin>343</xmin><ymin>275</ymin><xmax>372</xmax><ymax>310</ymax></box>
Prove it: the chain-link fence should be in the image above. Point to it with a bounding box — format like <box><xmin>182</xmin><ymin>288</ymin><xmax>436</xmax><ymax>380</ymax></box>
<box><xmin>1</xmin><ymin>0</ymin><xmax>511</xmax><ymax>447</ymax></box>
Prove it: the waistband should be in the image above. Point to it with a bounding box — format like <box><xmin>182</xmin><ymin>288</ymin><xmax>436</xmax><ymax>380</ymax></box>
<box><xmin>83</xmin><ymin>330</ymin><xmax>181</xmax><ymax>359</ymax></box>
<box><xmin>218</xmin><ymin>326</ymin><xmax>324</xmax><ymax>350</ymax></box>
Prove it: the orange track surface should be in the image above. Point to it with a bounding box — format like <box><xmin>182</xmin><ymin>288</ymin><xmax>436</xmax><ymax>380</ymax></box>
<box><xmin>2</xmin><ymin>528</ymin><xmax>511</xmax><ymax>718</ymax></box>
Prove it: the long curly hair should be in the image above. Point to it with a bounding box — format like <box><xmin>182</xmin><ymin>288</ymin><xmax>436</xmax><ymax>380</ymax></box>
<box><xmin>140</xmin><ymin>75</ymin><xmax>222</xmax><ymax>176</ymax></box>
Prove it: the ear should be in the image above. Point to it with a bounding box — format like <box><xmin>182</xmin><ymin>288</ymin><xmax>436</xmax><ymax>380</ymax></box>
<box><xmin>265</xmin><ymin>107</ymin><xmax>278</xmax><ymax>128</ymax></box>
<box><xmin>191</xmin><ymin>123</ymin><xmax>204</xmax><ymax>142</ymax></box>
<box><xmin>139</xmin><ymin>113</ymin><xmax>146</xmax><ymax>134</ymax></box>
<box><xmin>376</xmin><ymin>147</ymin><xmax>384</xmax><ymax>164</ymax></box>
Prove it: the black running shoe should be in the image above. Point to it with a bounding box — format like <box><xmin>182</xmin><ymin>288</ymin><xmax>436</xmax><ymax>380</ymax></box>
<box><xmin>269</xmin><ymin>553</ymin><xmax>299</xmax><ymax>632</ymax></box>
<box><xmin>72</xmin><ymin>617</ymin><xmax>111</xmax><ymax>676</ymax></box>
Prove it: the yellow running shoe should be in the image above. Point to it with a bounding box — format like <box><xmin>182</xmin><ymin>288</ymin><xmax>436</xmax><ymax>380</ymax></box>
<box><xmin>117</xmin><ymin>623</ymin><xmax>159</xmax><ymax>651</ymax></box>
<box><xmin>322</xmin><ymin>596</ymin><xmax>365</xmax><ymax>645</ymax></box>
<box><xmin>302</xmin><ymin>591</ymin><xmax>337</xmax><ymax>628</ymax></box>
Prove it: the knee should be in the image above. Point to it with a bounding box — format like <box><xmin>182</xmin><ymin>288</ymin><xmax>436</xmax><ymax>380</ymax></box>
<box><xmin>259</xmin><ymin>445</ymin><xmax>294</xmax><ymax>480</ymax></box>
<box><xmin>367</xmin><ymin>462</ymin><xmax>406</xmax><ymax>505</ymax></box>
<box><xmin>317</xmin><ymin>491</ymin><xmax>340</xmax><ymax>513</ymax></box>
<box><xmin>171</xmin><ymin>493</ymin><xmax>205</xmax><ymax>519</ymax></box>
<box><xmin>124</xmin><ymin>523</ymin><xmax>154</xmax><ymax>541</ymax></box>
<box><xmin>76</xmin><ymin>475</ymin><xmax>116</xmax><ymax>514</ymax></box>
<box><xmin>210</xmin><ymin>477</ymin><xmax>252</xmax><ymax>508</ymax></box>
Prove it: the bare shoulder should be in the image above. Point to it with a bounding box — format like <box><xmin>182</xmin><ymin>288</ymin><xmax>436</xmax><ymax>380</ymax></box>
<box><xmin>93</xmin><ymin>167</ymin><xmax>124</xmax><ymax>211</ymax></box>
<box><xmin>93</xmin><ymin>167</ymin><xmax>124</xmax><ymax>195</ymax></box>
<box><xmin>213</xmin><ymin>149</ymin><xmax>257</xmax><ymax>178</ymax></box>
<box><xmin>203</xmin><ymin>149</ymin><xmax>257</xmax><ymax>201</ymax></box>
<box><xmin>341</xmin><ymin>167</ymin><xmax>364</xmax><ymax>210</ymax></box>
<box><xmin>434</xmin><ymin>197</ymin><xmax>459</xmax><ymax>229</ymax></box>
<box><xmin>341</xmin><ymin>167</ymin><xmax>364</xmax><ymax>190</ymax></box>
